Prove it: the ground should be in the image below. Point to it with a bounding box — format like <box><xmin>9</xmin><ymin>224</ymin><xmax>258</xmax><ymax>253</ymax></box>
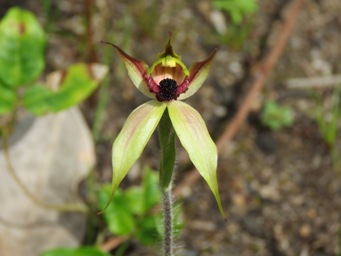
<box><xmin>3</xmin><ymin>0</ymin><xmax>341</xmax><ymax>255</ymax></box>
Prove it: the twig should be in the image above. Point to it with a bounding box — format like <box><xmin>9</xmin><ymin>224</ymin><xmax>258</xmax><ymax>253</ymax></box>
<box><xmin>99</xmin><ymin>236</ymin><xmax>128</xmax><ymax>252</ymax></box>
<box><xmin>286</xmin><ymin>74</ymin><xmax>341</xmax><ymax>89</ymax></box>
<box><xmin>174</xmin><ymin>0</ymin><xmax>306</xmax><ymax>198</ymax></box>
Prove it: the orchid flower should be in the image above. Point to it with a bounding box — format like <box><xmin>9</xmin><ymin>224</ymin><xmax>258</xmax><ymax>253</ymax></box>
<box><xmin>103</xmin><ymin>36</ymin><xmax>224</xmax><ymax>217</ymax></box>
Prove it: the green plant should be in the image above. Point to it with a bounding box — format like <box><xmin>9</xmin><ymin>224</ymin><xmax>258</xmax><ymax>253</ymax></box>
<box><xmin>212</xmin><ymin>0</ymin><xmax>258</xmax><ymax>49</ymax></box>
<box><xmin>99</xmin><ymin>169</ymin><xmax>162</xmax><ymax>245</ymax></box>
<box><xmin>261</xmin><ymin>100</ymin><xmax>294</xmax><ymax>130</ymax></box>
<box><xmin>0</xmin><ymin>7</ymin><xmax>107</xmax><ymax>129</ymax></box>
<box><xmin>314</xmin><ymin>87</ymin><xmax>341</xmax><ymax>170</ymax></box>
<box><xmin>0</xmin><ymin>7</ymin><xmax>107</xmax><ymax>212</ymax></box>
<box><xmin>40</xmin><ymin>168</ymin><xmax>183</xmax><ymax>256</ymax></box>
<box><xmin>101</xmin><ymin>35</ymin><xmax>224</xmax><ymax>255</ymax></box>
<box><xmin>213</xmin><ymin>0</ymin><xmax>258</xmax><ymax>25</ymax></box>
<box><xmin>98</xmin><ymin>169</ymin><xmax>182</xmax><ymax>252</ymax></box>
<box><xmin>315</xmin><ymin>87</ymin><xmax>340</xmax><ymax>148</ymax></box>
<box><xmin>40</xmin><ymin>247</ymin><xmax>110</xmax><ymax>256</ymax></box>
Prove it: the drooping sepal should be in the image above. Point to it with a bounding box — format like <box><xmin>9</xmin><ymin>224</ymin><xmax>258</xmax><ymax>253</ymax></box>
<box><xmin>167</xmin><ymin>100</ymin><xmax>225</xmax><ymax>218</ymax></box>
<box><xmin>101</xmin><ymin>41</ymin><xmax>155</xmax><ymax>99</ymax></box>
<box><xmin>100</xmin><ymin>100</ymin><xmax>167</xmax><ymax>213</ymax></box>
<box><xmin>178</xmin><ymin>49</ymin><xmax>217</xmax><ymax>100</ymax></box>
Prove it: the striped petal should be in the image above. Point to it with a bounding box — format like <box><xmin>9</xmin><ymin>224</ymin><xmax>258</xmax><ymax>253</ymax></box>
<box><xmin>167</xmin><ymin>100</ymin><xmax>225</xmax><ymax>217</ymax></box>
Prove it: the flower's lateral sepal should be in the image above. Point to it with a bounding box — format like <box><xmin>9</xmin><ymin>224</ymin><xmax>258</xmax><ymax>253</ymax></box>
<box><xmin>101</xmin><ymin>41</ymin><xmax>155</xmax><ymax>99</ymax></box>
<box><xmin>167</xmin><ymin>100</ymin><xmax>226</xmax><ymax>218</ymax></box>
<box><xmin>100</xmin><ymin>100</ymin><xmax>166</xmax><ymax>213</ymax></box>
<box><xmin>178</xmin><ymin>49</ymin><xmax>217</xmax><ymax>100</ymax></box>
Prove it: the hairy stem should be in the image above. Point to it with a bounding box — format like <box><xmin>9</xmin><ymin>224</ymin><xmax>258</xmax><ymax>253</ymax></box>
<box><xmin>158</xmin><ymin>109</ymin><xmax>175</xmax><ymax>256</ymax></box>
<box><xmin>162</xmin><ymin>188</ymin><xmax>173</xmax><ymax>256</ymax></box>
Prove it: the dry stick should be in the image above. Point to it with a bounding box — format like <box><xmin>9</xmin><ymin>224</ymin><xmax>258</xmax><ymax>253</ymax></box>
<box><xmin>286</xmin><ymin>75</ymin><xmax>341</xmax><ymax>89</ymax></box>
<box><xmin>100</xmin><ymin>236</ymin><xmax>129</xmax><ymax>252</ymax></box>
<box><xmin>174</xmin><ymin>0</ymin><xmax>306</xmax><ymax>199</ymax></box>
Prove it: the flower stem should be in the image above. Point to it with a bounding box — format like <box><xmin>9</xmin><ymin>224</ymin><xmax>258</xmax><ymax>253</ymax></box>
<box><xmin>162</xmin><ymin>188</ymin><xmax>173</xmax><ymax>256</ymax></box>
<box><xmin>158</xmin><ymin>109</ymin><xmax>176</xmax><ymax>256</ymax></box>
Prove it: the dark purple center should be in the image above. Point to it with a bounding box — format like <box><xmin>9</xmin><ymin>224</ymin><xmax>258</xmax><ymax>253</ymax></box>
<box><xmin>157</xmin><ymin>78</ymin><xmax>177</xmax><ymax>101</ymax></box>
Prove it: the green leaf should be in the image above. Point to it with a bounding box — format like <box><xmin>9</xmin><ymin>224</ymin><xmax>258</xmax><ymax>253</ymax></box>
<box><xmin>141</xmin><ymin>168</ymin><xmax>160</xmax><ymax>212</ymax></box>
<box><xmin>98</xmin><ymin>185</ymin><xmax>135</xmax><ymax>235</ymax></box>
<box><xmin>213</xmin><ymin>0</ymin><xmax>258</xmax><ymax>24</ymax></box>
<box><xmin>46</xmin><ymin>64</ymin><xmax>107</xmax><ymax>112</ymax></box>
<box><xmin>0</xmin><ymin>7</ymin><xmax>45</xmax><ymax>86</ymax></box>
<box><xmin>122</xmin><ymin>169</ymin><xmax>160</xmax><ymax>215</ymax></box>
<box><xmin>22</xmin><ymin>84</ymin><xmax>52</xmax><ymax>115</ymax></box>
<box><xmin>158</xmin><ymin>110</ymin><xmax>176</xmax><ymax>189</ymax></box>
<box><xmin>0</xmin><ymin>83</ymin><xmax>16</xmax><ymax>114</ymax></box>
<box><xmin>167</xmin><ymin>100</ymin><xmax>225</xmax><ymax>218</ymax></box>
<box><xmin>136</xmin><ymin>214</ymin><xmax>162</xmax><ymax>245</ymax></box>
<box><xmin>102</xmin><ymin>100</ymin><xmax>166</xmax><ymax>212</ymax></box>
<box><xmin>261</xmin><ymin>100</ymin><xmax>294</xmax><ymax>130</ymax></box>
<box><xmin>40</xmin><ymin>246</ymin><xmax>110</xmax><ymax>256</ymax></box>
<box><xmin>124</xmin><ymin>187</ymin><xmax>144</xmax><ymax>215</ymax></box>
<box><xmin>23</xmin><ymin>63</ymin><xmax>108</xmax><ymax>115</ymax></box>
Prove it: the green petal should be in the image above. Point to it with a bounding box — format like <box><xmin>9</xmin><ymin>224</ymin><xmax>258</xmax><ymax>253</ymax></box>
<box><xmin>178</xmin><ymin>49</ymin><xmax>217</xmax><ymax>100</ymax></box>
<box><xmin>167</xmin><ymin>100</ymin><xmax>225</xmax><ymax>218</ymax></box>
<box><xmin>103</xmin><ymin>42</ymin><xmax>155</xmax><ymax>98</ymax></box>
<box><xmin>102</xmin><ymin>100</ymin><xmax>166</xmax><ymax>212</ymax></box>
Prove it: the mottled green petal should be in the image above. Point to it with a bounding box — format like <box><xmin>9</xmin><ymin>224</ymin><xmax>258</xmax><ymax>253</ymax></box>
<box><xmin>167</xmin><ymin>100</ymin><xmax>225</xmax><ymax>218</ymax></box>
<box><xmin>178</xmin><ymin>49</ymin><xmax>217</xmax><ymax>100</ymax></box>
<box><xmin>102</xmin><ymin>100</ymin><xmax>166</xmax><ymax>212</ymax></box>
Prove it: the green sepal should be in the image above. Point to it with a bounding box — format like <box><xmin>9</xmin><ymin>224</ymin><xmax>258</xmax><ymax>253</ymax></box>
<box><xmin>167</xmin><ymin>100</ymin><xmax>225</xmax><ymax>218</ymax></box>
<box><xmin>0</xmin><ymin>7</ymin><xmax>45</xmax><ymax>87</ymax></box>
<box><xmin>148</xmin><ymin>36</ymin><xmax>189</xmax><ymax>76</ymax></box>
<box><xmin>100</xmin><ymin>100</ymin><xmax>166</xmax><ymax>213</ymax></box>
<box><xmin>0</xmin><ymin>83</ymin><xmax>17</xmax><ymax>114</ymax></box>
<box><xmin>158</xmin><ymin>109</ymin><xmax>176</xmax><ymax>189</ymax></box>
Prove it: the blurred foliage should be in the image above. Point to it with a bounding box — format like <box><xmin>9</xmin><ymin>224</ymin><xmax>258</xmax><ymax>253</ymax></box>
<box><xmin>40</xmin><ymin>247</ymin><xmax>110</xmax><ymax>256</ymax></box>
<box><xmin>314</xmin><ymin>88</ymin><xmax>341</xmax><ymax>171</ymax></box>
<box><xmin>261</xmin><ymin>100</ymin><xmax>294</xmax><ymax>130</ymax></box>
<box><xmin>40</xmin><ymin>168</ymin><xmax>183</xmax><ymax>255</ymax></box>
<box><xmin>216</xmin><ymin>21</ymin><xmax>254</xmax><ymax>50</ymax></box>
<box><xmin>315</xmin><ymin>88</ymin><xmax>341</xmax><ymax>148</ymax></box>
<box><xmin>213</xmin><ymin>0</ymin><xmax>258</xmax><ymax>24</ymax></box>
<box><xmin>97</xmin><ymin>168</ymin><xmax>183</xmax><ymax>254</ymax></box>
<box><xmin>0</xmin><ymin>7</ymin><xmax>107</xmax><ymax>118</ymax></box>
<box><xmin>212</xmin><ymin>0</ymin><xmax>257</xmax><ymax>49</ymax></box>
